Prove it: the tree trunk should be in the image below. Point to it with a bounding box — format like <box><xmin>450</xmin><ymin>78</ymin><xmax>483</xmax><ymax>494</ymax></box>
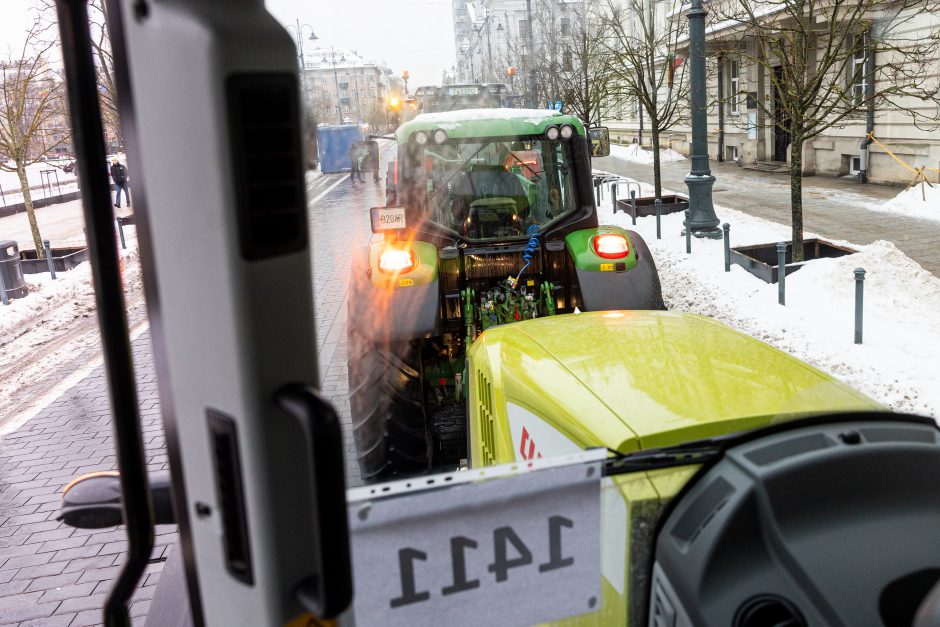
<box><xmin>17</xmin><ymin>162</ymin><xmax>45</xmax><ymax>258</ymax></box>
<box><xmin>789</xmin><ymin>137</ymin><xmax>804</xmax><ymax>262</ymax></box>
<box><xmin>651</xmin><ymin>125</ymin><xmax>662</xmax><ymax>199</ymax></box>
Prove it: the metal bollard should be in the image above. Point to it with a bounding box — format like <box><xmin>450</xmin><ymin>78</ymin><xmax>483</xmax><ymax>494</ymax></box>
<box><xmin>0</xmin><ymin>263</ymin><xmax>8</xmax><ymax>305</ymax></box>
<box><xmin>777</xmin><ymin>242</ymin><xmax>787</xmax><ymax>305</ymax></box>
<box><xmin>630</xmin><ymin>190</ymin><xmax>637</xmax><ymax>226</ymax></box>
<box><xmin>684</xmin><ymin>209</ymin><xmax>692</xmax><ymax>254</ymax></box>
<box><xmin>611</xmin><ymin>184</ymin><xmax>618</xmax><ymax>213</ymax></box>
<box><xmin>43</xmin><ymin>239</ymin><xmax>56</xmax><ymax>280</ymax></box>
<box><xmin>854</xmin><ymin>268</ymin><xmax>865</xmax><ymax>344</ymax></box>
<box><xmin>722</xmin><ymin>223</ymin><xmax>730</xmax><ymax>271</ymax></box>
<box><xmin>595</xmin><ymin>181</ymin><xmax>601</xmax><ymax>206</ymax></box>
<box><xmin>655</xmin><ymin>198</ymin><xmax>662</xmax><ymax>239</ymax></box>
<box><xmin>116</xmin><ymin>218</ymin><xmax>126</xmax><ymax>249</ymax></box>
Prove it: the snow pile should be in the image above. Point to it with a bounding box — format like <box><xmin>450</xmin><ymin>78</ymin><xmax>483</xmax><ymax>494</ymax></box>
<box><xmin>873</xmin><ymin>183</ymin><xmax>940</xmax><ymax>222</ymax></box>
<box><xmin>0</xmin><ymin>233</ymin><xmax>141</xmax><ymax>350</ymax></box>
<box><xmin>610</xmin><ymin>143</ymin><xmax>687</xmax><ymax>166</ymax></box>
<box><xmin>595</xmin><ymin>174</ymin><xmax>940</xmax><ymax>418</ymax></box>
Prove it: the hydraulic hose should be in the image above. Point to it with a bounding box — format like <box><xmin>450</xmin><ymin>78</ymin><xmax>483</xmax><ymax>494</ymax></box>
<box><xmin>513</xmin><ymin>224</ymin><xmax>541</xmax><ymax>288</ymax></box>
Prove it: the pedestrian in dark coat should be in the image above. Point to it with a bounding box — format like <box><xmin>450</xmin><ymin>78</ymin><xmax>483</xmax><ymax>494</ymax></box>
<box><xmin>111</xmin><ymin>159</ymin><xmax>130</xmax><ymax>208</ymax></box>
<box><xmin>348</xmin><ymin>143</ymin><xmax>365</xmax><ymax>183</ymax></box>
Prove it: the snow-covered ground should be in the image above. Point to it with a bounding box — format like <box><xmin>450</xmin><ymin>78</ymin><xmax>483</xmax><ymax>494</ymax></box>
<box><xmin>870</xmin><ymin>182</ymin><xmax>940</xmax><ymax>222</ymax></box>
<box><xmin>595</xmin><ymin>172</ymin><xmax>940</xmax><ymax>419</ymax></box>
<box><xmin>0</xmin><ymin>227</ymin><xmax>145</xmax><ymax>434</ymax></box>
<box><xmin>609</xmin><ymin>143</ymin><xmax>687</xmax><ymax>166</ymax></box>
<box><xmin>1</xmin><ymin>160</ymin><xmax>80</xmax><ymax>204</ymax></box>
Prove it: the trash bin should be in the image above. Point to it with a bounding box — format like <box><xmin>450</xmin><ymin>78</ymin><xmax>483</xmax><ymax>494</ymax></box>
<box><xmin>0</xmin><ymin>240</ymin><xmax>28</xmax><ymax>300</ymax></box>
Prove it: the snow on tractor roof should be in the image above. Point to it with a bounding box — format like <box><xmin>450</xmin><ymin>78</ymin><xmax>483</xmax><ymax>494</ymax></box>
<box><xmin>413</xmin><ymin>108</ymin><xmax>563</xmax><ymax>125</ymax></box>
<box><xmin>397</xmin><ymin>108</ymin><xmax>584</xmax><ymax>142</ymax></box>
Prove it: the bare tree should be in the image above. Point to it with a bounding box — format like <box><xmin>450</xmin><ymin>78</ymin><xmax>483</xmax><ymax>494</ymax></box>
<box><xmin>0</xmin><ymin>18</ymin><xmax>70</xmax><ymax>256</ymax></box>
<box><xmin>533</xmin><ymin>0</ymin><xmax>614</xmax><ymax>126</ymax></box>
<box><xmin>602</xmin><ymin>0</ymin><xmax>691</xmax><ymax>198</ymax></box>
<box><xmin>39</xmin><ymin>0</ymin><xmax>119</xmax><ymax>146</ymax></box>
<box><xmin>712</xmin><ymin>0</ymin><xmax>940</xmax><ymax>260</ymax></box>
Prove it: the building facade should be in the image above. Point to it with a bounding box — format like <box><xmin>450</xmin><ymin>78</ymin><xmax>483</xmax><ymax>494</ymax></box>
<box><xmin>301</xmin><ymin>47</ymin><xmax>392</xmax><ymax>128</ymax></box>
<box><xmin>604</xmin><ymin>1</ymin><xmax>940</xmax><ymax>185</ymax></box>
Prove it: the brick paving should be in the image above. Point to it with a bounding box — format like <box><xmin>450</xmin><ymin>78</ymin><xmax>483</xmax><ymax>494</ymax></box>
<box><xmin>0</xmin><ymin>150</ymin><xmax>391</xmax><ymax>625</ymax></box>
<box><xmin>594</xmin><ymin>154</ymin><xmax>940</xmax><ymax>277</ymax></box>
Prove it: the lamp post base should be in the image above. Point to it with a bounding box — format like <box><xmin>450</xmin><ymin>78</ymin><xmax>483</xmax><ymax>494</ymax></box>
<box><xmin>684</xmin><ymin>172</ymin><xmax>723</xmax><ymax>239</ymax></box>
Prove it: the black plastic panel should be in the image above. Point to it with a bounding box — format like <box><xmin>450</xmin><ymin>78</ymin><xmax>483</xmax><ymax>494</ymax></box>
<box><xmin>207</xmin><ymin>409</ymin><xmax>253</xmax><ymax>585</ymax></box>
<box><xmin>227</xmin><ymin>74</ymin><xmax>307</xmax><ymax>261</ymax></box>
<box><xmin>653</xmin><ymin>417</ymin><xmax>940</xmax><ymax>626</ymax></box>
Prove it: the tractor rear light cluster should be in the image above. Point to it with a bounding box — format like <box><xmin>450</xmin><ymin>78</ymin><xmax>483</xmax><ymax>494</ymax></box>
<box><xmin>545</xmin><ymin>124</ymin><xmax>575</xmax><ymax>141</ymax></box>
<box><xmin>412</xmin><ymin>129</ymin><xmax>449</xmax><ymax>145</ymax></box>
<box><xmin>378</xmin><ymin>246</ymin><xmax>416</xmax><ymax>274</ymax></box>
<box><xmin>593</xmin><ymin>234</ymin><xmax>630</xmax><ymax>259</ymax></box>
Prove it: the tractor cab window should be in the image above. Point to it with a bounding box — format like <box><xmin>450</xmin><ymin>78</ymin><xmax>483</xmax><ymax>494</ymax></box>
<box><xmin>414</xmin><ymin>137</ymin><xmax>577</xmax><ymax>239</ymax></box>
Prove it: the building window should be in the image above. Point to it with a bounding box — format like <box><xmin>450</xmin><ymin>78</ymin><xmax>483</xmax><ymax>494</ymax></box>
<box><xmin>560</xmin><ymin>17</ymin><xmax>570</xmax><ymax>36</ymax></box>
<box><xmin>730</xmin><ymin>59</ymin><xmax>740</xmax><ymax>115</ymax></box>
<box><xmin>519</xmin><ymin>19</ymin><xmax>529</xmax><ymax>40</ymax></box>
<box><xmin>851</xmin><ymin>35</ymin><xmax>868</xmax><ymax>106</ymax></box>
<box><xmin>563</xmin><ymin>50</ymin><xmax>573</xmax><ymax>72</ymax></box>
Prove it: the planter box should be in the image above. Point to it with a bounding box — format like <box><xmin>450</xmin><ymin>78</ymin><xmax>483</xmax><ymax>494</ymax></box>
<box><xmin>730</xmin><ymin>239</ymin><xmax>856</xmax><ymax>284</ymax></box>
<box><xmin>20</xmin><ymin>246</ymin><xmax>89</xmax><ymax>274</ymax></box>
<box><xmin>614</xmin><ymin>194</ymin><xmax>689</xmax><ymax>220</ymax></box>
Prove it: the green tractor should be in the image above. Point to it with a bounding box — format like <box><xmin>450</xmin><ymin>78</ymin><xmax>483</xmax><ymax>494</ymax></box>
<box><xmin>348</xmin><ymin>109</ymin><xmax>664</xmax><ymax>480</ymax></box>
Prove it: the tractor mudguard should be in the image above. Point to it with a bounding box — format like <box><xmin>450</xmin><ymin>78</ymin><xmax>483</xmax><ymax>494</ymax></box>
<box><xmin>566</xmin><ymin>227</ymin><xmax>665</xmax><ymax>311</ymax></box>
<box><xmin>347</xmin><ymin>242</ymin><xmax>440</xmax><ymax>342</ymax></box>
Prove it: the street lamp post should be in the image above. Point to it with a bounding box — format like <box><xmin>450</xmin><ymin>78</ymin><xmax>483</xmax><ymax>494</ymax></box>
<box><xmin>322</xmin><ymin>47</ymin><xmax>344</xmax><ymax>125</ymax></box>
<box><xmin>526</xmin><ymin>0</ymin><xmax>537</xmax><ymax>107</ymax></box>
<box><xmin>684</xmin><ymin>0</ymin><xmax>722</xmax><ymax>238</ymax></box>
<box><xmin>286</xmin><ymin>20</ymin><xmax>316</xmax><ymax>107</ymax></box>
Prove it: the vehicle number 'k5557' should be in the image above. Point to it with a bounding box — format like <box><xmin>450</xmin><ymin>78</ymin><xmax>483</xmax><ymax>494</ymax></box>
<box><xmin>346</xmin><ymin>459</ymin><xmax>602</xmax><ymax>627</ymax></box>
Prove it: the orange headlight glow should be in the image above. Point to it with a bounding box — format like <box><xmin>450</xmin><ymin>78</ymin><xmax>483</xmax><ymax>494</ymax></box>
<box><xmin>378</xmin><ymin>247</ymin><xmax>416</xmax><ymax>274</ymax></box>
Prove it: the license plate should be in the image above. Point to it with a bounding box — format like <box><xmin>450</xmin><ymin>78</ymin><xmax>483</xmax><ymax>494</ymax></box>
<box><xmin>347</xmin><ymin>452</ymin><xmax>603</xmax><ymax>627</ymax></box>
<box><xmin>370</xmin><ymin>206</ymin><xmax>407</xmax><ymax>232</ymax></box>
<box><xmin>449</xmin><ymin>87</ymin><xmax>479</xmax><ymax>96</ymax></box>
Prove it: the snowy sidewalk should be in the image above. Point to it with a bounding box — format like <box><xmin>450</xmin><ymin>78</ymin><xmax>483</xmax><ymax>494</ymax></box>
<box><xmin>594</xmin><ymin>150</ymin><xmax>940</xmax><ymax>277</ymax></box>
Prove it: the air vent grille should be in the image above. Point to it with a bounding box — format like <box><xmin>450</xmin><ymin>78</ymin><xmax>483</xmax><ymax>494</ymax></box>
<box><xmin>477</xmin><ymin>369</ymin><xmax>497</xmax><ymax>465</ymax></box>
<box><xmin>227</xmin><ymin>74</ymin><xmax>307</xmax><ymax>260</ymax></box>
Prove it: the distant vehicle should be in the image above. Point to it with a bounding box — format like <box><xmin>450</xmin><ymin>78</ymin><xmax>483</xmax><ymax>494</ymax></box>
<box><xmin>413</xmin><ymin>83</ymin><xmax>521</xmax><ymax>114</ymax></box>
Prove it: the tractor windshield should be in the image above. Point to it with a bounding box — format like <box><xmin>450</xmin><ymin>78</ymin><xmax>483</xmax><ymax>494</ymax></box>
<box><xmin>411</xmin><ymin>136</ymin><xmax>578</xmax><ymax>239</ymax></box>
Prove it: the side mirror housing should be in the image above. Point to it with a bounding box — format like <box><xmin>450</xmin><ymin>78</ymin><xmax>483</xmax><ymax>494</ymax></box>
<box><xmin>588</xmin><ymin>127</ymin><xmax>610</xmax><ymax>158</ymax></box>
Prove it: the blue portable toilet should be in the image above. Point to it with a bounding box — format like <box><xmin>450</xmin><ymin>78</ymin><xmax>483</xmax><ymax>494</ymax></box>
<box><xmin>317</xmin><ymin>125</ymin><xmax>362</xmax><ymax>173</ymax></box>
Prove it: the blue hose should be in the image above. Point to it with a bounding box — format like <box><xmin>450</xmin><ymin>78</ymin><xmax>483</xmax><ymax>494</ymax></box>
<box><xmin>514</xmin><ymin>224</ymin><xmax>541</xmax><ymax>287</ymax></box>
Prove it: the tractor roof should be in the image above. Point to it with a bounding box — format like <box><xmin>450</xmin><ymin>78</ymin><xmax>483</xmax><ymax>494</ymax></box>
<box><xmin>470</xmin><ymin>311</ymin><xmax>881</xmax><ymax>453</ymax></box>
<box><xmin>396</xmin><ymin>108</ymin><xmax>585</xmax><ymax>143</ymax></box>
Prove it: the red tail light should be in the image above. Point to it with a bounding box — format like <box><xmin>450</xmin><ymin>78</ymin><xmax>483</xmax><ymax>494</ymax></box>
<box><xmin>378</xmin><ymin>246</ymin><xmax>416</xmax><ymax>274</ymax></box>
<box><xmin>593</xmin><ymin>234</ymin><xmax>630</xmax><ymax>259</ymax></box>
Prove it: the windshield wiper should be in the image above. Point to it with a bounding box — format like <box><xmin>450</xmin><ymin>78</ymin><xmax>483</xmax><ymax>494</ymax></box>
<box><xmin>601</xmin><ymin>436</ymin><xmax>732</xmax><ymax>476</ymax></box>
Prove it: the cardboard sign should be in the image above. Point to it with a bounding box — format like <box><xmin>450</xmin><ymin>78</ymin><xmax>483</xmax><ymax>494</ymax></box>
<box><xmin>347</xmin><ymin>455</ymin><xmax>603</xmax><ymax>627</ymax></box>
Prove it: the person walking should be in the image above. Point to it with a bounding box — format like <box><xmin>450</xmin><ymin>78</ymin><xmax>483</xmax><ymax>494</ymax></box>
<box><xmin>111</xmin><ymin>158</ymin><xmax>130</xmax><ymax>208</ymax></box>
<box><xmin>348</xmin><ymin>142</ymin><xmax>365</xmax><ymax>184</ymax></box>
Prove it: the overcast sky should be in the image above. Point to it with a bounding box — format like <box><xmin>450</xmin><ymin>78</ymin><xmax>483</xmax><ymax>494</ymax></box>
<box><xmin>0</xmin><ymin>0</ymin><xmax>457</xmax><ymax>89</ymax></box>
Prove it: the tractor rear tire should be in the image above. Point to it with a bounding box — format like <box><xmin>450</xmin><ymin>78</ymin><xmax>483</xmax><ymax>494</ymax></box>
<box><xmin>626</xmin><ymin>229</ymin><xmax>666</xmax><ymax>310</ymax></box>
<box><xmin>347</xmin><ymin>328</ymin><xmax>429</xmax><ymax>481</ymax></box>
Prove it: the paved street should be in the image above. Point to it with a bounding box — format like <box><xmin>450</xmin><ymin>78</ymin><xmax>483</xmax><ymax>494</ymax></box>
<box><xmin>0</xmin><ymin>145</ymin><xmax>390</xmax><ymax>625</ymax></box>
<box><xmin>595</xmin><ymin>154</ymin><xmax>940</xmax><ymax>277</ymax></box>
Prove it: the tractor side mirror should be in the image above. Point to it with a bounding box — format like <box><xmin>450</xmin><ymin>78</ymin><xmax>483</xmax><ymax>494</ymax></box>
<box><xmin>588</xmin><ymin>127</ymin><xmax>610</xmax><ymax>157</ymax></box>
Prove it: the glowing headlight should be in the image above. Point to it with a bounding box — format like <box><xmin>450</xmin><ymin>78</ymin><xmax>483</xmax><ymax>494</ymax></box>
<box><xmin>560</xmin><ymin>124</ymin><xmax>575</xmax><ymax>139</ymax></box>
<box><xmin>545</xmin><ymin>126</ymin><xmax>560</xmax><ymax>141</ymax></box>
<box><xmin>414</xmin><ymin>130</ymin><xmax>429</xmax><ymax>145</ymax></box>
<box><xmin>433</xmin><ymin>129</ymin><xmax>448</xmax><ymax>144</ymax></box>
